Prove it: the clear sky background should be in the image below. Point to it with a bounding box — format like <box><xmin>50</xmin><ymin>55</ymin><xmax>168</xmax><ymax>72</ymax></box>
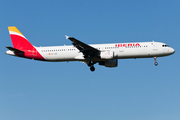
<box><xmin>0</xmin><ymin>0</ymin><xmax>180</xmax><ymax>120</ymax></box>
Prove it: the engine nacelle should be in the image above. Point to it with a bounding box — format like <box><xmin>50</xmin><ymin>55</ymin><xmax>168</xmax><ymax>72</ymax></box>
<box><xmin>99</xmin><ymin>59</ymin><xmax>118</xmax><ymax>67</ymax></box>
<box><xmin>100</xmin><ymin>51</ymin><xmax>114</xmax><ymax>59</ymax></box>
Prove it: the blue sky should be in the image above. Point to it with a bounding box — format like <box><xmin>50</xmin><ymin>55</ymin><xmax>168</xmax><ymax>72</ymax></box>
<box><xmin>0</xmin><ymin>0</ymin><xmax>180</xmax><ymax>120</ymax></box>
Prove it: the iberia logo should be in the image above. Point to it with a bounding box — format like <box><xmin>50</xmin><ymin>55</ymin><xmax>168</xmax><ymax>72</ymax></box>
<box><xmin>115</xmin><ymin>43</ymin><xmax>140</xmax><ymax>47</ymax></box>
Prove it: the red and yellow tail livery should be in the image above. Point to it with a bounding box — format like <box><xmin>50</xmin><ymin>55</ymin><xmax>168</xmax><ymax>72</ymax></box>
<box><xmin>7</xmin><ymin>26</ymin><xmax>45</xmax><ymax>60</ymax></box>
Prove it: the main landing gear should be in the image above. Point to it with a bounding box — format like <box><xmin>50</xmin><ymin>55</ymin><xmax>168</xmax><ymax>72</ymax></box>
<box><xmin>154</xmin><ymin>57</ymin><xmax>158</xmax><ymax>66</ymax></box>
<box><xmin>87</xmin><ymin>61</ymin><xmax>96</xmax><ymax>72</ymax></box>
<box><xmin>90</xmin><ymin>66</ymin><xmax>95</xmax><ymax>72</ymax></box>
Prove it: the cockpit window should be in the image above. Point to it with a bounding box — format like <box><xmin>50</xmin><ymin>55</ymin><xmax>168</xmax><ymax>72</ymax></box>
<box><xmin>162</xmin><ymin>45</ymin><xmax>169</xmax><ymax>47</ymax></box>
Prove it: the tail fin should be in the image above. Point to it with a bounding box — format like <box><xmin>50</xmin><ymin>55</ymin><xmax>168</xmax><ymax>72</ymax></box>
<box><xmin>8</xmin><ymin>26</ymin><xmax>34</xmax><ymax>51</ymax></box>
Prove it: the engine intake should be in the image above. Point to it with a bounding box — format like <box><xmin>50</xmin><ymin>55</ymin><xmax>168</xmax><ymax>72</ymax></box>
<box><xmin>100</xmin><ymin>51</ymin><xmax>114</xmax><ymax>59</ymax></box>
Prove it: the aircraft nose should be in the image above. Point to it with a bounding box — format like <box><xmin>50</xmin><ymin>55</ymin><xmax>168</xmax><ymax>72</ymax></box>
<box><xmin>170</xmin><ymin>47</ymin><xmax>175</xmax><ymax>54</ymax></box>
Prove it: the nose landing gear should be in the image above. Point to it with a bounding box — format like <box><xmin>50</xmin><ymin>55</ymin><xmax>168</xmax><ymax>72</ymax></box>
<box><xmin>154</xmin><ymin>57</ymin><xmax>158</xmax><ymax>66</ymax></box>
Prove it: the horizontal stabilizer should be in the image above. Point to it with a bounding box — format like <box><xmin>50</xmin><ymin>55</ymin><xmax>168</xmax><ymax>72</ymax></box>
<box><xmin>6</xmin><ymin>46</ymin><xmax>24</xmax><ymax>53</ymax></box>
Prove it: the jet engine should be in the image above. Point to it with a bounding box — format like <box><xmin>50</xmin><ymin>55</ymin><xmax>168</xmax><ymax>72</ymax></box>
<box><xmin>100</xmin><ymin>51</ymin><xmax>114</xmax><ymax>59</ymax></box>
<box><xmin>99</xmin><ymin>59</ymin><xmax>118</xmax><ymax>67</ymax></box>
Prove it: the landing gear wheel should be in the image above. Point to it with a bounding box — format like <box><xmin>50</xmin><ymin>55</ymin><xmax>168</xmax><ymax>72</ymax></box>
<box><xmin>154</xmin><ymin>62</ymin><xmax>158</xmax><ymax>66</ymax></box>
<box><xmin>90</xmin><ymin>66</ymin><xmax>95</xmax><ymax>72</ymax></box>
<box><xmin>154</xmin><ymin>57</ymin><xmax>158</xmax><ymax>66</ymax></box>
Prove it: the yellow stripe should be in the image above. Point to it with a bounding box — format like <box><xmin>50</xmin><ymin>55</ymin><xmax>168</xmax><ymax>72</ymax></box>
<box><xmin>8</xmin><ymin>26</ymin><xmax>23</xmax><ymax>35</ymax></box>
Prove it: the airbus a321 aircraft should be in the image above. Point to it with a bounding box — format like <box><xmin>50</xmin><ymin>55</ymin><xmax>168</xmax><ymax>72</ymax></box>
<box><xmin>6</xmin><ymin>26</ymin><xmax>175</xmax><ymax>71</ymax></box>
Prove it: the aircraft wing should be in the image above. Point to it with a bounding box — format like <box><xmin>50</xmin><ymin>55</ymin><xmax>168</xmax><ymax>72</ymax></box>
<box><xmin>66</xmin><ymin>36</ymin><xmax>100</xmax><ymax>56</ymax></box>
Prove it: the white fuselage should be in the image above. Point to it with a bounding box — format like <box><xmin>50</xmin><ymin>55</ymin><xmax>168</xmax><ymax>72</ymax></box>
<box><xmin>35</xmin><ymin>42</ymin><xmax>175</xmax><ymax>62</ymax></box>
<box><xmin>6</xmin><ymin>26</ymin><xmax>175</xmax><ymax>71</ymax></box>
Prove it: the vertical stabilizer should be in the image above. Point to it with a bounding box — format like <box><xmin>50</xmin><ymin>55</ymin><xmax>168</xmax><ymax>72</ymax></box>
<box><xmin>8</xmin><ymin>26</ymin><xmax>34</xmax><ymax>51</ymax></box>
<box><xmin>7</xmin><ymin>26</ymin><xmax>45</xmax><ymax>61</ymax></box>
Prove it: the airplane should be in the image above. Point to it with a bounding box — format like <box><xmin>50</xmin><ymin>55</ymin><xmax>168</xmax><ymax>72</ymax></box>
<box><xmin>6</xmin><ymin>26</ymin><xmax>175</xmax><ymax>72</ymax></box>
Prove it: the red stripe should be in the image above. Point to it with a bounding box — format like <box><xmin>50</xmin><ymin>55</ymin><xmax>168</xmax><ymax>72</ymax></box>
<box><xmin>10</xmin><ymin>34</ymin><xmax>45</xmax><ymax>61</ymax></box>
<box><xmin>24</xmin><ymin>49</ymin><xmax>45</xmax><ymax>61</ymax></box>
<box><xmin>10</xmin><ymin>35</ymin><xmax>33</xmax><ymax>50</ymax></box>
